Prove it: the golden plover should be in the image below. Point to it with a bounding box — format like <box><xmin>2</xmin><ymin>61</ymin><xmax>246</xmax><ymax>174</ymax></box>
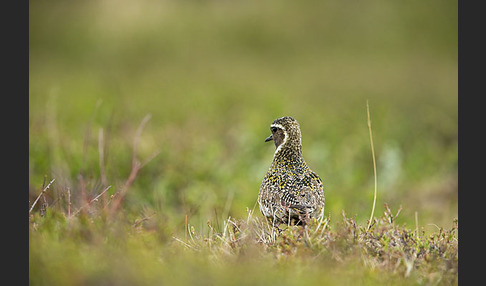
<box><xmin>258</xmin><ymin>116</ymin><xmax>325</xmax><ymax>226</ymax></box>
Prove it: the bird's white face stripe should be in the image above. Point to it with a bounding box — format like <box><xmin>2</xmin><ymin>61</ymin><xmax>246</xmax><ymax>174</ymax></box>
<box><xmin>270</xmin><ymin>123</ymin><xmax>284</xmax><ymax>130</ymax></box>
<box><xmin>270</xmin><ymin>123</ymin><xmax>287</xmax><ymax>155</ymax></box>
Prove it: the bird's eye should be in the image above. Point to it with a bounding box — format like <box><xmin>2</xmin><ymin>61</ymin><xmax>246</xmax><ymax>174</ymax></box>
<box><xmin>271</xmin><ymin>127</ymin><xmax>278</xmax><ymax>133</ymax></box>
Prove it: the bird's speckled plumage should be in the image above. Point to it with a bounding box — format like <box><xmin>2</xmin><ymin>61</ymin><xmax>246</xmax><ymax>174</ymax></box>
<box><xmin>258</xmin><ymin>116</ymin><xmax>325</xmax><ymax>226</ymax></box>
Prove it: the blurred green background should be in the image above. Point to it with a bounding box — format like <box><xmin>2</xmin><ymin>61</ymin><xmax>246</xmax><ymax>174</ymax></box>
<box><xmin>29</xmin><ymin>0</ymin><xmax>457</xmax><ymax>230</ymax></box>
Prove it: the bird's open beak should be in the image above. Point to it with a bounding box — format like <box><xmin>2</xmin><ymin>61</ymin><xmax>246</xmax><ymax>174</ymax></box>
<box><xmin>265</xmin><ymin>134</ymin><xmax>273</xmax><ymax>142</ymax></box>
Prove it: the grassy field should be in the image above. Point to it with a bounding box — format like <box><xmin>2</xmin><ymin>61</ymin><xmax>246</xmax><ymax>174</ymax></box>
<box><xmin>29</xmin><ymin>0</ymin><xmax>458</xmax><ymax>285</ymax></box>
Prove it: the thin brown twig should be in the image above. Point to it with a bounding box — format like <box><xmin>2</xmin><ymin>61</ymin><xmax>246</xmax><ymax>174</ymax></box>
<box><xmin>72</xmin><ymin>185</ymin><xmax>112</xmax><ymax>216</ymax></box>
<box><xmin>185</xmin><ymin>214</ymin><xmax>188</xmax><ymax>241</ymax></box>
<box><xmin>109</xmin><ymin>114</ymin><xmax>159</xmax><ymax>215</ymax></box>
<box><xmin>132</xmin><ymin>114</ymin><xmax>152</xmax><ymax>167</ymax></box>
<box><xmin>78</xmin><ymin>173</ymin><xmax>88</xmax><ymax>208</ymax></box>
<box><xmin>140</xmin><ymin>150</ymin><xmax>161</xmax><ymax>169</ymax></box>
<box><xmin>41</xmin><ymin>175</ymin><xmax>48</xmax><ymax>212</ymax></box>
<box><xmin>132</xmin><ymin>212</ymin><xmax>156</xmax><ymax>228</ymax></box>
<box><xmin>30</xmin><ymin>179</ymin><xmax>55</xmax><ymax>213</ymax></box>
<box><xmin>103</xmin><ymin>192</ymin><xmax>119</xmax><ymax>210</ymax></box>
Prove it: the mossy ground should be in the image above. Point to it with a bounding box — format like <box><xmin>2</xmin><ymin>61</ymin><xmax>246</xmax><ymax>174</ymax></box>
<box><xmin>29</xmin><ymin>200</ymin><xmax>457</xmax><ymax>285</ymax></box>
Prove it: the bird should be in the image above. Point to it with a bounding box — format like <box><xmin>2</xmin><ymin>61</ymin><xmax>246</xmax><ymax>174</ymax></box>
<box><xmin>258</xmin><ymin>116</ymin><xmax>325</xmax><ymax>227</ymax></box>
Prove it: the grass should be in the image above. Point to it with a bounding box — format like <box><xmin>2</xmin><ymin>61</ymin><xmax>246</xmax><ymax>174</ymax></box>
<box><xmin>366</xmin><ymin>100</ymin><xmax>378</xmax><ymax>231</ymax></box>
<box><xmin>29</xmin><ymin>0</ymin><xmax>457</xmax><ymax>284</ymax></box>
<box><xmin>28</xmin><ymin>103</ymin><xmax>458</xmax><ymax>285</ymax></box>
<box><xmin>30</xmin><ymin>190</ymin><xmax>458</xmax><ymax>285</ymax></box>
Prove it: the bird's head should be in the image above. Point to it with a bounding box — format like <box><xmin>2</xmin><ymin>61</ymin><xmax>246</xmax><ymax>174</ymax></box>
<box><xmin>265</xmin><ymin>116</ymin><xmax>302</xmax><ymax>156</ymax></box>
